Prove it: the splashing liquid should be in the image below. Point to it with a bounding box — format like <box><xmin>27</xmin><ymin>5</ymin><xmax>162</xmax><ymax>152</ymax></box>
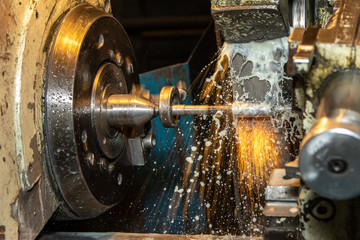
<box><xmin>110</xmin><ymin>37</ymin><xmax>303</xmax><ymax>236</ymax></box>
<box><xmin>190</xmin><ymin>37</ymin><xmax>302</xmax><ymax>236</ymax></box>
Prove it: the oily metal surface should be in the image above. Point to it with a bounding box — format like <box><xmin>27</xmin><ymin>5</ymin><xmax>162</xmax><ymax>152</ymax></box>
<box><xmin>45</xmin><ymin>3</ymin><xmax>138</xmax><ymax>218</ymax></box>
<box><xmin>92</xmin><ymin>62</ymin><xmax>128</xmax><ymax>160</ymax></box>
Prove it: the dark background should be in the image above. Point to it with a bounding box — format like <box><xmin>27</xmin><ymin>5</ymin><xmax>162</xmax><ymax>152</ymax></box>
<box><xmin>111</xmin><ymin>0</ymin><xmax>211</xmax><ymax>73</ymax></box>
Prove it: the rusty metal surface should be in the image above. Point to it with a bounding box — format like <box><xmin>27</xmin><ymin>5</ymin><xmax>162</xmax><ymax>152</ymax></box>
<box><xmin>310</xmin><ymin>0</ymin><xmax>360</xmax><ymax>85</ymax></box>
<box><xmin>288</xmin><ymin>25</ymin><xmax>321</xmax><ymax>75</ymax></box>
<box><xmin>318</xmin><ymin>0</ymin><xmax>360</xmax><ymax>45</ymax></box>
<box><xmin>0</xmin><ymin>0</ymin><xmax>108</xmax><ymax>239</ymax></box>
<box><xmin>288</xmin><ymin>0</ymin><xmax>360</xmax><ymax>133</ymax></box>
<box><xmin>263</xmin><ymin>202</ymin><xmax>299</xmax><ymax>217</ymax></box>
<box><xmin>267</xmin><ymin>169</ymin><xmax>300</xmax><ymax>188</ymax></box>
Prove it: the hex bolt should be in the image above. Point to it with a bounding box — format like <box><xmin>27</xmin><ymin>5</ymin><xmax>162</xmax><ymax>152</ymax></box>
<box><xmin>142</xmin><ymin>133</ymin><xmax>156</xmax><ymax>149</ymax></box>
<box><xmin>115</xmin><ymin>50</ymin><xmax>123</xmax><ymax>67</ymax></box>
<box><xmin>309</xmin><ymin>198</ymin><xmax>336</xmax><ymax>221</ymax></box>
<box><xmin>108</xmin><ymin>49</ymin><xmax>114</xmax><ymax>58</ymax></box>
<box><xmin>86</xmin><ymin>152</ymin><xmax>95</xmax><ymax>166</ymax></box>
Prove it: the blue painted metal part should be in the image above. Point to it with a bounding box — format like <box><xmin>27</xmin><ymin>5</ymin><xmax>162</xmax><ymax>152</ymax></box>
<box><xmin>140</xmin><ymin>63</ymin><xmax>192</xmax><ymax>164</ymax></box>
<box><xmin>140</xmin><ymin>63</ymin><xmax>190</xmax><ymax>95</ymax></box>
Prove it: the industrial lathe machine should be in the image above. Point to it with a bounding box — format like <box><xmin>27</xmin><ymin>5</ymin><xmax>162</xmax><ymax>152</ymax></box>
<box><xmin>1</xmin><ymin>0</ymin><xmax>360</xmax><ymax>239</ymax></box>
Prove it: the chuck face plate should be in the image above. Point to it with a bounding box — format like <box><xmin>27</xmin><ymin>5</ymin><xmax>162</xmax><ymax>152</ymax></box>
<box><xmin>45</xmin><ymin>3</ymin><xmax>138</xmax><ymax>218</ymax></box>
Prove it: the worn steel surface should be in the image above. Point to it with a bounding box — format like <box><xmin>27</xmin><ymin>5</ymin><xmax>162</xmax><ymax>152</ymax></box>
<box><xmin>289</xmin><ymin>25</ymin><xmax>321</xmax><ymax>75</ymax></box>
<box><xmin>211</xmin><ymin>0</ymin><xmax>289</xmax><ymax>42</ymax></box>
<box><xmin>45</xmin><ymin>3</ymin><xmax>140</xmax><ymax>219</ymax></box>
<box><xmin>0</xmin><ymin>0</ymin><xmax>108</xmax><ymax>239</ymax></box>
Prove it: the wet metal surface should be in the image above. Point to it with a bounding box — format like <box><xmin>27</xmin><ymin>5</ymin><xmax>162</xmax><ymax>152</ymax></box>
<box><xmin>45</xmin><ymin>3</ymin><xmax>138</xmax><ymax>219</ymax></box>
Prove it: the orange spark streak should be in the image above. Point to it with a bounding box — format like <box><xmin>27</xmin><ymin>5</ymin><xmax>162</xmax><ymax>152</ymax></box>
<box><xmin>236</xmin><ymin>117</ymin><xmax>282</xmax><ymax>212</ymax></box>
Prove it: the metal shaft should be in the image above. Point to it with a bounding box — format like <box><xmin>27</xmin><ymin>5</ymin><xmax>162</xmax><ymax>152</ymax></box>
<box><xmin>105</xmin><ymin>94</ymin><xmax>288</xmax><ymax>128</ymax></box>
<box><xmin>171</xmin><ymin>103</ymin><xmax>289</xmax><ymax>117</ymax></box>
<box><xmin>171</xmin><ymin>105</ymin><xmax>231</xmax><ymax>116</ymax></box>
<box><xmin>106</xmin><ymin>94</ymin><xmax>158</xmax><ymax>128</ymax></box>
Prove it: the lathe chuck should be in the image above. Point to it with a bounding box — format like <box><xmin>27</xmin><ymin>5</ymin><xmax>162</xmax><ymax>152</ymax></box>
<box><xmin>45</xmin><ymin>3</ymin><xmax>138</xmax><ymax>219</ymax></box>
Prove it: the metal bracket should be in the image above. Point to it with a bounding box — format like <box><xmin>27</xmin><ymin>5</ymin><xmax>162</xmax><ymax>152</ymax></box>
<box><xmin>288</xmin><ymin>25</ymin><xmax>320</xmax><ymax>75</ymax></box>
<box><xmin>264</xmin><ymin>169</ymin><xmax>301</xmax><ymax>240</ymax></box>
